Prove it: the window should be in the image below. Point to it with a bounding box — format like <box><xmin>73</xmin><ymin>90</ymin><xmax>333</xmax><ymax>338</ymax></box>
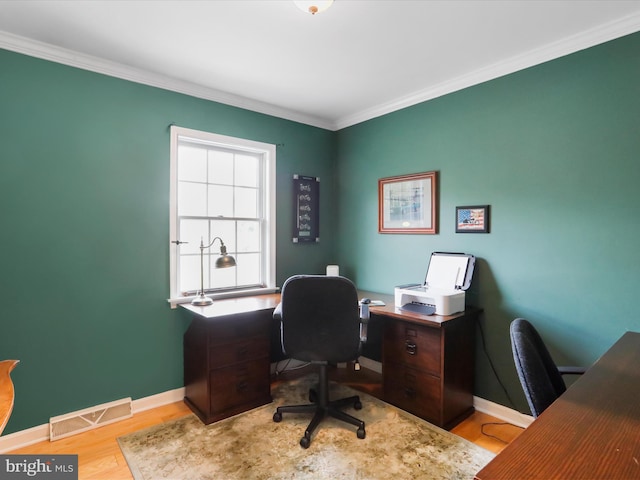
<box><xmin>169</xmin><ymin>126</ymin><xmax>276</xmax><ymax>306</ymax></box>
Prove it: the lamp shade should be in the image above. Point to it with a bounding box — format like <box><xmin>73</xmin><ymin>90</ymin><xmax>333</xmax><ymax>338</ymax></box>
<box><xmin>215</xmin><ymin>254</ymin><xmax>237</xmax><ymax>269</ymax></box>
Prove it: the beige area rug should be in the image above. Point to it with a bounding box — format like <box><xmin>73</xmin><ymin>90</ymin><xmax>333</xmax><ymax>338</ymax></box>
<box><xmin>118</xmin><ymin>375</ymin><xmax>494</xmax><ymax>480</ymax></box>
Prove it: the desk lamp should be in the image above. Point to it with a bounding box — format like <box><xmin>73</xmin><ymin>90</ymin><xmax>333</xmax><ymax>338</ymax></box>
<box><xmin>191</xmin><ymin>236</ymin><xmax>236</xmax><ymax>306</ymax></box>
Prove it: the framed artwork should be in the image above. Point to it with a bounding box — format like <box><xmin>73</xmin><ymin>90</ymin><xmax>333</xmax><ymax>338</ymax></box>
<box><xmin>378</xmin><ymin>171</ymin><xmax>438</xmax><ymax>234</ymax></box>
<box><xmin>455</xmin><ymin>205</ymin><xmax>490</xmax><ymax>233</ymax></box>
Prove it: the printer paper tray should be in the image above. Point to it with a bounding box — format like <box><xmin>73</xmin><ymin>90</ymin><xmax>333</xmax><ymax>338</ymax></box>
<box><xmin>400</xmin><ymin>303</ymin><xmax>436</xmax><ymax>315</ymax></box>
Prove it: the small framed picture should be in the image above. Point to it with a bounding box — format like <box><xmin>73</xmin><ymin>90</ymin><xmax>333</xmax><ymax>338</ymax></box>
<box><xmin>456</xmin><ymin>205</ymin><xmax>490</xmax><ymax>233</ymax></box>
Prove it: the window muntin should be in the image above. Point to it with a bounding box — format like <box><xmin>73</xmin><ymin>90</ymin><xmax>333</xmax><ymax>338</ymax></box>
<box><xmin>169</xmin><ymin>127</ymin><xmax>276</xmax><ymax>306</ymax></box>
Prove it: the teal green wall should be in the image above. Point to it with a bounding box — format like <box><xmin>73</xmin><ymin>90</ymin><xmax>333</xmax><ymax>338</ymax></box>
<box><xmin>2</xmin><ymin>30</ymin><xmax>639</xmax><ymax>434</ymax></box>
<box><xmin>336</xmin><ymin>32</ymin><xmax>640</xmax><ymax>413</ymax></box>
<box><xmin>0</xmin><ymin>49</ymin><xmax>337</xmax><ymax>434</ymax></box>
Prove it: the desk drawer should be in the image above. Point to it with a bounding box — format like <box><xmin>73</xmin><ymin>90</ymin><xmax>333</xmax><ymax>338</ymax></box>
<box><xmin>208</xmin><ymin>315</ymin><xmax>270</xmax><ymax>345</ymax></box>
<box><xmin>384</xmin><ymin>363</ymin><xmax>441</xmax><ymax>424</ymax></box>
<box><xmin>209</xmin><ymin>336</ymin><xmax>269</xmax><ymax>369</ymax></box>
<box><xmin>210</xmin><ymin>358</ymin><xmax>270</xmax><ymax>413</ymax></box>
<box><xmin>384</xmin><ymin>321</ymin><xmax>441</xmax><ymax>375</ymax></box>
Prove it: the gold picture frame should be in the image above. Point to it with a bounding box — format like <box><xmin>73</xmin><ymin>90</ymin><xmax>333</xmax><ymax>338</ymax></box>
<box><xmin>378</xmin><ymin>171</ymin><xmax>438</xmax><ymax>234</ymax></box>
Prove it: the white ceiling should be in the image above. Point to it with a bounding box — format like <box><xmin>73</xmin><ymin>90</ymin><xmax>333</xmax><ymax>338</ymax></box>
<box><xmin>1</xmin><ymin>0</ymin><xmax>640</xmax><ymax>130</ymax></box>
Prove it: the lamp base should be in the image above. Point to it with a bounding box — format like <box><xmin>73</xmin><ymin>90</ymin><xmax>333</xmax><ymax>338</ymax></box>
<box><xmin>191</xmin><ymin>294</ymin><xmax>213</xmax><ymax>306</ymax></box>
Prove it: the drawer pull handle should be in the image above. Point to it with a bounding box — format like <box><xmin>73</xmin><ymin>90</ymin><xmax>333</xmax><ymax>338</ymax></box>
<box><xmin>405</xmin><ymin>341</ymin><xmax>417</xmax><ymax>355</ymax></box>
<box><xmin>404</xmin><ymin>387</ymin><xmax>416</xmax><ymax>397</ymax></box>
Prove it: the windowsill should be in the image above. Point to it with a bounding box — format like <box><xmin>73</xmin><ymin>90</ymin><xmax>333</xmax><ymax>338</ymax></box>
<box><xmin>168</xmin><ymin>286</ymin><xmax>279</xmax><ymax>309</ymax></box>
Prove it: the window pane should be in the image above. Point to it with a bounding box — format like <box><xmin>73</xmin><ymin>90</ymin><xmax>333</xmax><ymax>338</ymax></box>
<box><xmin>208</xmin><ymin>150</ymin><xmax>234</xmax><ymax>185</ymax></box>
<box><xmin>234</xmin><ymin>187</ymin><xmax>258</xmax><ymax>218</ymax></box>
<box><xmin>235</xmin><ymin>154</ymin><xmax>259</xmax><ymax>187</ymax></box>
<box><xmin>179</xmin><ymin>219</ymin><xmax>209</xmax><ymax>255</ymax></box>
<box><xmin>210</xmin><ymin>219</ymin><xmax>236</xmax><ymax>252</ymax></box>
<box><xmin>178</xmin><ymin>182</ymin><xmax>207</xmax><ymax>216</ymax></box>
<box><xmin>208</xmin><ymin>185</ymin><xmax>233</xmax><ymax>217</ymax></box>
<box><xmin>179</xmin><ymin>254</ymin><xmax>202</xmax><ymax>294</ymax></box>
<box><xmin>178</xmin><ymin>145</ymin><xmax>207</xmax><ymax>182</ymax></box>
<box><xmin>209</xmin><ymin>261</ymin><xmax>236</xmax><ymax>289</ymax></box>
<box><xmin>237</xmin><ymin>221</ymin><xmax>260</xmax><ymax>252</ymax></box>
<box><xmin>236</xmin><ymin>253</ymin><xmax>260</xmax><ymax>285</ymax></box>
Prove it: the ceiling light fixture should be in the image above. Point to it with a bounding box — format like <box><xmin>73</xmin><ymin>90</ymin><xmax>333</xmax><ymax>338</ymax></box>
<box><xmin>294</xmin><ymin>0</ymin><xmax>334</xmax><ymax>15</ymax></box>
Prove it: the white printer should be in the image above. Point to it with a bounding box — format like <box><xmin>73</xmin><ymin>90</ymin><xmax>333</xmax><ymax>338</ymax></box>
<box><xmin>394</xmin><ymin>252</ymin><xmax>476</xmax><ymax>316</ymax></box>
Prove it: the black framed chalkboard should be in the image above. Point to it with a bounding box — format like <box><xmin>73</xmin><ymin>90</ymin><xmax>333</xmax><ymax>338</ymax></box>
<box><xmin>292</xmin><ymin>174</ymin><xmax>319</xmax><ymax>243</ymax></box>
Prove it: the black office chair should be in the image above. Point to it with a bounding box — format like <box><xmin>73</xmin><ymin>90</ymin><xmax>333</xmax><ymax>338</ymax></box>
<box><xmin>510</xmin><ymin>318</ymin><xmax>586</xmax><ymax>418</ymax></box>
<box><xmin>272</xmin><ymin>275</ymin><xmax>367</xmax><ymax>448</ymax></box>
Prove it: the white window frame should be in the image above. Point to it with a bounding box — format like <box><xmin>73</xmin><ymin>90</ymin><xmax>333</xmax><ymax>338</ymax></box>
<box><xmin>168</xmin><ymin>126</ymin><xmax>276</xmax><ymax>307</ymax></box>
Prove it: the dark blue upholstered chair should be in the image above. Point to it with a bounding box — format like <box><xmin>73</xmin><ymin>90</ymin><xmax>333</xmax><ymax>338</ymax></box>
<box><xmin>510</xmin><ymin>318</ymin><xmax>586</xmax><ymax>418</ymax></box>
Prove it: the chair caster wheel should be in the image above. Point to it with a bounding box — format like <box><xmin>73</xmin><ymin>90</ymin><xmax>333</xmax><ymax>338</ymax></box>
<box><xmin>357</xmin><ymin>427</ymin><xmax>366</xmax><ymax>439</ymax></box>
<box><xmin>354</xmin><ymin>400</ymin><xmax>362</xmax><ymax>410</ymax></box>
<box><xmin>273</xmin><ymin>412</ymin><xmax>282</xmax><ymax>422</ymax></box>
<box><xmin>300</xmin><ymin>436</ymin><xmax>311</xmax><ymax>449</ymax></box>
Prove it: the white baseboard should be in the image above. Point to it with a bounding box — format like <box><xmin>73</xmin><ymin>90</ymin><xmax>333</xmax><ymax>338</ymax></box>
<box><xmin>131</xmin><ymin>387</ymin><xmax>185</xmax><ymax>414</ymax></box>
<box><xmin>473</xmin><ymin>396</ymin><xmax>533</xmax><ymax>429</ymax></box>
<box><xmin>357</xmin><ymin>356</ymin><xmax>382</xmax><ymax>374</ymax></box>
<box><xmin>0</xmin><ymin>387</ymin><xmax>185</xmax><ymax>453</ymax></box>
<box><xmin>0</xmin><ymin>424</ymin><xmax>49</xmax><ymax>454</ymax></box>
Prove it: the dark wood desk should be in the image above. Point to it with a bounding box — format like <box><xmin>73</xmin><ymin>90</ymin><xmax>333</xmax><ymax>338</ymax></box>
<box><xmin>475</xmin><ymin>331</ymin><xmax>640</xmax><ymax>480</ymax></box>
<box><xmin>181</xmin><ymin>292</ymin><xmax>478</xmax><ymax>429</ymax></box>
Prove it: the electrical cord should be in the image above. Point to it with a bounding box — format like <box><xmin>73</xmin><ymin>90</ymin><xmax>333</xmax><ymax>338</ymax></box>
<box><xmin>274</xmin><ymin>358</ymin><xmax>311</xmax><ymax>376</ymax></box>
<box><xmin>475</xmin><ymin>313</ymin><xmax>518</xmax><ymax>410</ymax></box>
<box><xmin>273</xmin><ymin>358</ymin><xmax>291</xmax><ymax>376</ymax></box>
<box><xmin>480</xmin><ymin>421</ymin><xmax>524</xmax><ymax>444</ymax></box>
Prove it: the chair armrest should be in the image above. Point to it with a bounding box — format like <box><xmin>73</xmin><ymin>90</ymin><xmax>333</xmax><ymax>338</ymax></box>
<box><xmin>359</xmin><ymin>303</ymin><xmax>370</xmax><ymax>343</ymax></box>
<box><xmin>558</xmin><ymin>366</ymin><xmax>587</xmax><ymax>375</ymax></box>
<box><xmin>359</xmin><ymin>303</ymin><xmax>370</xmax><ymax>323</ymax></box>
<box><xmin>273</xmin><ymin>303</ymin><xmax>282</xmax><ymax>321</ymax></box>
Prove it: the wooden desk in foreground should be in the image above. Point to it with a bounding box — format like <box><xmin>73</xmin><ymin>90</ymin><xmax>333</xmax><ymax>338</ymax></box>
<box><xmin>475</xmin><ymin>331</ymin><xmax>640</xmax><ymax>480</ymax></box>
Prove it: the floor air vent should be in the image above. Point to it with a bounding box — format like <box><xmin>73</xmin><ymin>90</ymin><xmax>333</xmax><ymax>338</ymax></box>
<box><xmin>49</xmin><ymin>397</ymin><xmax>132</xmax><ymax>441</ymax></box>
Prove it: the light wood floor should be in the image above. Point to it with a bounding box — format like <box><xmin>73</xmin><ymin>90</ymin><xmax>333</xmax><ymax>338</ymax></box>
<box><xmin>8</xmin><ymin>401</ymin><xmax>191</xmax><ymax>480</ymax></box>
<box><xmin>8</xmin><ymin>367</ymin><xmax>524</xmax><ymax>479</ymax></box>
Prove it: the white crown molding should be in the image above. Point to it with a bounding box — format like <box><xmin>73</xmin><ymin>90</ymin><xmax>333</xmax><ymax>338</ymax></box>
<box><xmin>2</xmin><ymin>9</ymin><xmax>640</xmax><ymax>132</ymax></box>
<box><xmin>333</xmin><ymin>11</ymin><xmax>640</xmax><ymax>130</ymax></box>
<box><xmin>0</xmin><ymin>30</ymin><xmax>334</xmax><ymax>131</ymax></box>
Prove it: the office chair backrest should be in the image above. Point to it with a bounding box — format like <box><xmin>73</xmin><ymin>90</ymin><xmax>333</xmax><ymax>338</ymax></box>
<box><xmin>510</xmin><ymin>318</ymin><xmax>567</xmax><ymax>418</ymax></box>
<box><xmin>279</xmin><ymin>275</ymin><xmax>361</xmax><ymax>364</ymax></box>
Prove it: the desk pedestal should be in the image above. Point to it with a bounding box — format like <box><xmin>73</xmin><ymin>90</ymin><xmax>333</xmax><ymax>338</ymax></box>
<box><xmin>377</xmin><ymin>307</ymin><xmax>478</xmax><ymax>429</ymax></box>
<box><xmin>181</xmin><ymin>296</ymin><xmax>279</xmax><ymax>424</ymax></box>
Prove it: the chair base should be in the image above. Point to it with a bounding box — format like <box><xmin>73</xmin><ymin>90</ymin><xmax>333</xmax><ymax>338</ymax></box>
<box><xmin>273</xmin><ymin>364</ymin><xmax>366</xmax><ymax>448</ymax></box>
